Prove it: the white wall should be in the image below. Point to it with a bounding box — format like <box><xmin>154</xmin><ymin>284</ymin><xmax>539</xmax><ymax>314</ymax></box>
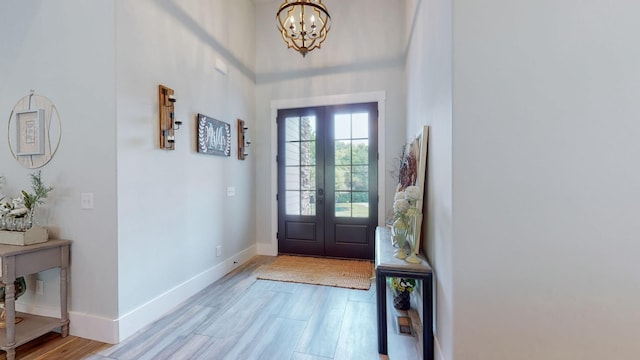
<box><xmin>406</xmin><ymin>0</ymin><xmax>453</xmax><ymax>359</ymax></box>
<box><xmin>0</xmin><ymin>0</ymin><xmax>119</xmax><ymax>338</ymax></box>
<box><xmin>254</xmin><ymin>0</ymin><xmax>408</xmax><ymax>254</ymax></box>
<box><xmin>115</xmin><ymin>0</ymin><xmax>257</xmax><ymax>341</ymax></box>
<box><xmin>453</xmin><ymin>1</ymin><xmax>640</xmax><ymax>359</ymax></box>
<box><xmin>1</xmin><ymin>0</ymin><xmax>257</xmax><ymax>344</ymax></box>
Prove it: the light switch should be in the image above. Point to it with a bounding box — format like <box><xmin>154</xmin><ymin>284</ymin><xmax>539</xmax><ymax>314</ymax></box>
<box><xmin>227</xmin><ymin>187</ymin><xmax>235</xmax><ymax>197</ymax></box>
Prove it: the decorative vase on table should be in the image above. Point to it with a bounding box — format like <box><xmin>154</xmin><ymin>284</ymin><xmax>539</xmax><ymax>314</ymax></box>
<box><xmin>390</xmin><ymin>277</ymin><xmax>416</xmax><ymax>310</ymax></box>
<box><xmin>393</xmin><ymin>290</ymin><xmax>411</xmax><ymax>310</ymax></box>
<box><xmin>391</xmin><ymin>221</ymin><xmax>408</xmax><ymax>259</ymax></box>
<box><xmin>405</xmin><ymin>213</ymin><xmax>422</xmax><ymax>264</ymax></box>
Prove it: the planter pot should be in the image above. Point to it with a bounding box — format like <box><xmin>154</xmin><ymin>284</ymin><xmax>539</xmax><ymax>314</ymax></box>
<box><xmin>0</xmin><ymin>226</ymin><xmax>48</xmax><ymax>246</ymax></box>
<box><xmin>393</xmin><ymin>290</ymin><xmax>411</xmax><ymax>310</ymax></box>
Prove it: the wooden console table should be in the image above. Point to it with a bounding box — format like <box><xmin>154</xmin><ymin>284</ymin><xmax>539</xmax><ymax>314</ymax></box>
<box><xmin>0</xmin><ymin>239</ymin><xmax>71</xmax><ymax>360</ymax></box>
<box><xmin>375</xmin><ymin>227</ymin><xmax>433</xmax><ymax>360</ymax></box>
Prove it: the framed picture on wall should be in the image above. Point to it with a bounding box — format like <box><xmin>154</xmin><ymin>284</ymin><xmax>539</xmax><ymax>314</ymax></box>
<box><xmin>15</xmin><ymin>109</ymin><xmax>46</xmax><ymax>156</ymax></box>
<box><xmin>197</xmin><ymin>113</ymin><xmax>231</xmax><ymax>156</ymax></box>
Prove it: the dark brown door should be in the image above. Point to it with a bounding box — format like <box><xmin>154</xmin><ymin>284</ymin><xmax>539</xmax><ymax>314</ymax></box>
<box><xmin>277</xmin><ymin>102</ymin><xmax>378</xmax><ymax>259</ymax></box>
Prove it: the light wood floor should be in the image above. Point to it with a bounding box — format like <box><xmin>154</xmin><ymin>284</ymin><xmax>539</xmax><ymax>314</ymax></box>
<box><xmin>4</xmin><ymin>256</ymin><xmax>420</xmax><ymax>359</ymax></box>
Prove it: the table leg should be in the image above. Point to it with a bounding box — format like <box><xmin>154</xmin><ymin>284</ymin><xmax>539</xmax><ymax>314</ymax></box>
<box><xmin>376</xmin><ymin>270</ymin><xmax>388</xmax><ymax>355</ymax></box>
<box><xmin>423</xmin><ymin>274</ymin><xmax>434</xmax><ymax>360</ymax></box>
<box><xmin>4</xmin><ymin>281</ymin><xmax>16</xmax><ymax>360</ymax></box>
<box><xmin>5</xmin><ymin>282</ymin><xmax>16</xmax><ymax>347</ymax></box>
<box><xmin>60</xmin><ymin>256</ymin><xmax>70</xmax><ymax>337</ymax></box>
<box><xmin>5</xmin><ymin>348</ymin><xmax>15</xmax><ymax>360</ymax></box>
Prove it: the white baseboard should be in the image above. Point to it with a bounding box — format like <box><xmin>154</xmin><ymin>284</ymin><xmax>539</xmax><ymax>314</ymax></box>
<box><xmin>20</xmin><ymin>245</ymin><xmax>257</xmax><ymax>344</ymax></box>
<box><xmin>16</xmin><ymin>303</ymin><xmax>119</xmax><ymax>344</ymax></box>
<box><xmin>435</xmin><ymin>335</ymin><xmax>446</xmax><ymax>360</ymax></box>
<box><xmin>257</xmin><ymin>241</ymin><xmax>277</xmax><ymax>256</ymax></box>
<box><xmin>117</xmin><ymin>244</ymin><xmax>257</xmax><ymax>342</ymax></box>
<box><xmin>70</xmin><ymin>312</ymin><xmax>119</xmax><ymax>344</ymax></box>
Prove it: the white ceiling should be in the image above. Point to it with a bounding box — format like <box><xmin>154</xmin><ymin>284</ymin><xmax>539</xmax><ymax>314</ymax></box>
<box><xmin>254</xmin><ymin>0</ymin><xmax>414</xmax><ymax>78</ymax></box>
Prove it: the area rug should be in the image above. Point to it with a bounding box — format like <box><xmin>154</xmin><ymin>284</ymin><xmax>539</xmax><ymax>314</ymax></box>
<box><xmin>256</xmin><ymin>255</ymin><xmax>374</xmax><ymax>290</ymax></box>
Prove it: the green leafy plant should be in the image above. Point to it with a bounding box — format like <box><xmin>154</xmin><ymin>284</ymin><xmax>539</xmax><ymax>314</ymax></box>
<box><xmin>389</xmin><ymin>277</ymin><xmax>416</xmax><ymax>294</ymax></box>
<box><xmin>21</xmin><ymin>170</ymin><xmax>53</xmax><ymax>212</ymax></box>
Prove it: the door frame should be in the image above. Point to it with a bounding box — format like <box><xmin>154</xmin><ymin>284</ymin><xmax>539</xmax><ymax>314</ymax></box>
<box><xmin>264</xmin><ymin>91</ymin><xmax>387</xmax><ymax>256</ymax></box>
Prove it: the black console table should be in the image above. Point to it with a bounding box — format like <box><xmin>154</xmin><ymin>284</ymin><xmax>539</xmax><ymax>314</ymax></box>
<box><xmin>375</xmin><ymin>226</ymin><xmax>433</xmax><ymax>360</ymax></box>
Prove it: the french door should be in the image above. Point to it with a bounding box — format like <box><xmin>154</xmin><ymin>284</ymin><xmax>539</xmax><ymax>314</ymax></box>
<box><xmin>277</xmin><ymin>102</ymin><xmax>378</xmax><ymax>259</ymax></box>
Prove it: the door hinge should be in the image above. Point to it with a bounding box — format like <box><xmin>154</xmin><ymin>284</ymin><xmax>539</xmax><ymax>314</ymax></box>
<box><xmin>276</xmin><ymin>193</ymin><xmax>279</xmax><ymax>201</ymax></box>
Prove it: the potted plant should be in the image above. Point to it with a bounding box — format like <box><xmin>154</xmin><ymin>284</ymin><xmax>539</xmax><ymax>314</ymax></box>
<box><xmin>388</xmin><ymin>277</ymin><xmax>416</xmax><ymax>310</ymax></box>
<box><xmin>0</xmin><ymin>171</ymin><xmax>52</xmax><ymax>243</ymax></box>
<box><xmin>21</xmin><ymin>170</ymin><xmax>53</xmax><ymax>227</ymax></box>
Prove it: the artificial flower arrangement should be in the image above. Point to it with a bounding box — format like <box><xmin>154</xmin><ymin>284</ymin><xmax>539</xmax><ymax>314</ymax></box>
<box><xmin>389</xmin><ymin>277</ymin><xmax>416</xmax><ymax>294</ymax></box>
<box><xmin>388</xmin><ymin>276</ymin><xmax>417</xmax><ymax>310</ymax></box>
<box><xmin>393</xmin><ymin>185</ymin><xmax>421</xmax><ymax>231</ymax></box>
<box><xmin>391</xmin><ymin>184</ymin><xmax>422</xmax><ymax>263</ymax></box>
<box><xmin>0</xmin><ymin>171</ymin><xmax>53</xmax><ymax>232</ymax></box>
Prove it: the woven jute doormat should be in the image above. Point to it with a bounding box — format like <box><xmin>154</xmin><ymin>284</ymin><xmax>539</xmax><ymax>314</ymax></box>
<box><xmin>256</xmin><ymin>255</ymin><xmax>374</xmax><ymax>290</ymax></box>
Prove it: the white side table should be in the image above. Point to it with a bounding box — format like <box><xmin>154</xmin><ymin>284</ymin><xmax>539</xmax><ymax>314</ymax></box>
<box><xmin>0</xmin><ymin>239</ymin><xmax>71</xmax><ymax>360</ymax></box>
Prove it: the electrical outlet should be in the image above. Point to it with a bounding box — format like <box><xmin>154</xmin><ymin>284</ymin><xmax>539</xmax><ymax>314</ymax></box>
<box><xmin>81</xmin><ymin>193</ymin><xmax>94</xmax><ymax>209</ymax></box>
<box><xmin>36</xmin><ymin>280</ymin><xmax>44</xmax><ymax>295</ymax></box>
<box><xmin>216</xmin><ymin>246</ymin><xmax>222</xmax><ymax>257</ymax></box>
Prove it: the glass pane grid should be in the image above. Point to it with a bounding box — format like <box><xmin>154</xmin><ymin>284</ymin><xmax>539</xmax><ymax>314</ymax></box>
<box><xmin>351</xmin><ymin>139</ymin><xmax>369</xmax><ymax>165</ymax></box>
<box><xmin>300</xmin><ymin>140</ymin><xmax>316</xmax><ymax>166</ymax></box>
<box><xmin>333</xmin><ymin>191</ymin><xmax>370</xmax><ymax>219</ymax></box>
<box><xmin>284</xmin><ymin>114</ymin><xmax>317</xmax><ymax>216</ymax></box>
<box><xmin>285</xmin><ymin>117</ymin><xmax>300</xmax><ymax>142</ymax></box>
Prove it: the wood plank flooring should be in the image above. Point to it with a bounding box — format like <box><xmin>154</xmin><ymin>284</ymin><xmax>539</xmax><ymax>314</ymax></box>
<box><xmin>3</xmin><ymin>255</ymin><xmax>420</xmax><ymax>359</ymax></box>
<box><xmin>0</xmin><ymin>332</ymin><xmax>110</xmax><ymax>360</ymax></box>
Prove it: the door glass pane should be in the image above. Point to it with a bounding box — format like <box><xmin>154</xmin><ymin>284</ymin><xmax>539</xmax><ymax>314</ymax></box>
<box><xmin>352</xmin><ymin>113</ymin><xmax>369</xmax><ymax>139</ymax></box>
<box><xmin>334</xmin><ymin>191</ymin><xmax>369</xmax><ymax>218</ymax></box>
<box><xmin>352</xmin><ymin>139</ymin><xmax>368</xmax><ymax>165</ymax></box>
<box><xmin>352</xmin><ymin>165</ymin><xmax>368</xmax><ymax>191</ymax></box>
<box><xmin>300</xmin><ymin>141</ymin><xmax>315</xmax><ymax>166</ymax></box>
<box><xmin>334</xmin><ymin>114</ymin><xmax>351</xmax><ymax>139</ymax></box>
<box><xmin>335</xmin><ymin>140</ymin><xmax>351</xmax><ymax>165</ymax></box>
<box><xmin>286</xmin><ymin>190</ymin><xmax>300</xmax><ymax>215</ymax></box>
<box><xmin>335</xmin><ymin>166</ymin><xmax>351</xmax><ymax>191</ymax></box>
<box><xmin>352</xmin><ymin>192</ymin><xmax>369</xmax><ymax>218</ymax></box>
<box><xmin>285</xmin><ymin>167</ymin><xmax>300</xmax><ymax>190</ymax></box>
<box><xmin>335</xmin><ymin>191</ymin><xmax>351</xmax><ymax>217</ymax></box>
<box><xmin>300</xmin><ymin>166</ymin><xmax>315</xmax><ymax>190</ymax></box>
<box><xmin>285</xmin><ymin>143</ymin><xmax>300</xmax><ymax>165</ymax></box>
<box><xmin>300</xmin><ymin>116</ymin><xmax>316</xmax><ymax>141</ymax></box>
<box><xmin>301</xmin><ymin>191</ymin><xmax>316</xmax><ymax>216</ymax></box>
<box><xmin>285</xmin><ymin>117</ymin><xmax>300</xmax><ymax>141</ymax></box>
